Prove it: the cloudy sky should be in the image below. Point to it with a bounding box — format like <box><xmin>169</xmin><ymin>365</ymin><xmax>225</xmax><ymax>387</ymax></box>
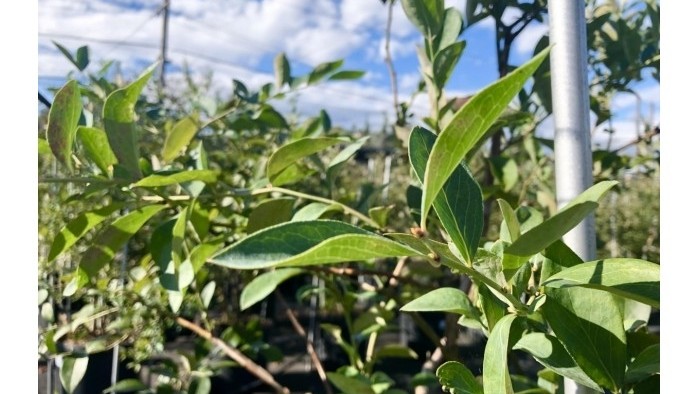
<box><xmin>38</xmin><ymin>0</ymin><xmax>659</xmax><ymax>149</ymax></box>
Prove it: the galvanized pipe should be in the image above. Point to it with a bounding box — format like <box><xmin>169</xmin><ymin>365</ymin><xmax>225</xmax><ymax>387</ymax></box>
<box><xmin>547</xmin><ymin>1</ymin><xmax>596</xmax><ymax>392</ymax></box>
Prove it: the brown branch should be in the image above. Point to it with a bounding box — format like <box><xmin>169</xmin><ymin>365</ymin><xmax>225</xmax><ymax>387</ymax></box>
<box><xmin>311</xmin><ymin>264</ymin><xmax>425</xmax><ymax>288</ymax></box>
<box><xmin>175</xmin><ymin>317</ymin><xmax>290</xmax><ymax>394</ymax></box>
<box><xmin>275</xmin><ymin>292</ymin><xmax>334</xmax><ymax>394</ymax></box>
<box><xmin>384</xmin><ymin>0</ymin><xmax>401</xmax><ymax>125</ymax></box>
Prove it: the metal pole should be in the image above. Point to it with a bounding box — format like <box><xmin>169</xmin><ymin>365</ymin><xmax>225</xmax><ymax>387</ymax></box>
<box><xmin>159</xmin><ymin>0</ymin><xmax>170</xmax><ymax>90</ymax></box>
<box><xmin>547</xmin><ymin>1</ymin><xmax>596</xmax><ymax>393</ymax></box>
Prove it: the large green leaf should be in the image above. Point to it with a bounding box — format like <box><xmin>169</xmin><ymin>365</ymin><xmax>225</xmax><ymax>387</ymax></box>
<box><xmin>239</xmin><ymin>268</ymin><xmax>305</xmax><ymax>310</ymax></box>
<box><xmin>506</xmin><ymin>181</ymin><xmax>618</xmax><ymax>257</ymax></box>
<box><xmin>483</xmin><ymin>314</ymin><xmax>518</xmax><ymax>394</ymax></box>
<box><xmin>131</xmin><ymin>169</ymin><xmax>218</xmax><ymax>188</ymax></box>
<box><xmin>246</xmin><ymin>198</ymin><xmax>296</xmax><ymax>233</ymax></box>
<box><xmin>328</xmin><ymin>70</ymin><xmax>366</xmax><ymax>81</ymax></box>
<box><xmin>266</xmin><ymin>137</ymin><xmax>346</xmax><ymax>185</ymax></box>
<box><xmin>542</xmin><ymin>287</ymin><xmax>627</xmax><ymax>392</ymax></box>
<box><xmin>103</xmin><ymin>63</ymin><xmax>157</xmax><ymax>179</ymax></box>
<box><xmin>150</xmin><ymin>218</ymin><xmax>182</xmax><ymax>311</ymax></box>
<box><xmin>210</xmin><ymin>220</ymin><xmax>420</xmax><ymax>270</ymax></box>
<box><xmin>436</xmin><ymin>361</ymin><xmax>483</xmax><ymax>394</ymax></box>
<box><xmin>409</xmin><ymin>126</ymin><xmax>482</xmax><ymax>264</ymax></box>
<box><xmin>400</xmin><ymin>0</ymin><xmax>444</xmax><ymax>39</ymax></box>
<box><xmin>327</xmin><ymin>136</ymin><xmax>370</xmax><ymax>179</ymax></box>
<box><xmin>60</xmin><ymin>355</ymin><xmax>88</xmax><ymax>394</ymax></box>
<box><xmin>421</xmin><ymin>48</ymin><xmax>550</xmax><ymax>228</ymax></box>
<box><xmin>625</xmin><ymin>344</ymin><xmax>659</xmax><ymax>384</ymax></box>
<box><xmin>102</xmin><ymin>379</ymin><xmax>148</xmax><ymax>393</ymax></box>
<box><xmin>162</xmin><ymin>114</ymin><xmax>199</xmax><ymax>163</ymax></box>
<box><xmin>542</xmin><ymin>259</ymin><xmax>660</xmax><ymax>308</ymax></box>
<box><xmin>78</xmin><ymin>205</ymin><xmax>165</xmax><ymax>280</ymax></box>
<box><xmin>498</xmin><ymin>199</ymin><xmax>520</xmax><ymax>243</ymax></box>
<box><xmin>513</xmin><ymin>333</ymin><xmax>603</xmax><ymax>392</ymax></box>
<box><xmin>77</xmin><ymin>126</ymin><xmax>117</xmax><ymax>176</ymax></box>
<box><xmin>401</xmin><ymin>287</ymin><xmax>478</xmax><ymax>318</ymax></box>
<box><xmin>46</xmin><ymin>80</ymin><xmax>82</xmax><ymax>170</ymax></box>
<box><xmin>292</xmin><ymin>202</ymin><xmax>343</xmax><ymax>221</ymax></box>
<box><xmin>48</xmin><ymin>203</ymin><xmax>123</xmax><ymax>262</ymax></box>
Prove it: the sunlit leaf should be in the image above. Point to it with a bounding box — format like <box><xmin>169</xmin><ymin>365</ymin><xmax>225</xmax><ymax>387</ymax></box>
<box><xmin>78</xmin><ymin>205</ymin><xmax>165</xmax><ymax>281</ymax></box>
<box><xmin>48</xmin><ymin>203</ymin><xmax>124</xmax><ymax>262</ymax></box>
<box><xmin>409</xmin><ymin>126</ymin><xmax>482</xmax><ymax>264</ymax></box>
<box><xmin>421</xmin><ymin>48</ymin><xmax>550</xmax><ymax>228</ymax></box>
<box><xmin>542</xmin><ymin>258</ymin><xmax>660</xmax><ymax>308</ymax></box>
<box><xmin>131</xmin><ymin>169</ymin><xmax>218</xmax><ymax>188</ymax></box>
<box><xmin>436</xmin><ymin>361</ymin><xmax>483</xmax><ymax>394</ymax></box>
<box><xmin>104</xmin><ymin>63</ymin><xmax>157</xmax><ymax>179</ymax></box>
<box><xmin>47</xmin><ymin>80</ymin><xmax>81</xmax><ymax>170</ymax></box>
<box><xmin>162</xmin><ymin>113</ymin><xmax>199</xmax><ymax>163</ymax></box>
<box><xmin>77</xmin><ymin>126</ymin><xmax>118</xmax><ymax>176</ymax></box>
<box><xmin>60</xmin><ymin>355</ymin><xmax>88</xmax><ymax>394</ymax></box>
<box><xmin>210</xmin><ymin>220</ymin><xmax>420</xmax><ymax>270</ymax></box>
<box><xmin>240</xmin><ymin>268</ymin><xmax>305</xmax><ymax>310</ymax></box>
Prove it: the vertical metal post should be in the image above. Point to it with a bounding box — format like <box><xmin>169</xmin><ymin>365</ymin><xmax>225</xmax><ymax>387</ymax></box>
<box><xmin>159</xmin><ymin>0</ymin><xmax>170</xmax><ymax>90</ymax></box>
<box><xmin>547</xmin><ymin>1</ymin><xmax>596</xmax><ymax>393</ymax></box>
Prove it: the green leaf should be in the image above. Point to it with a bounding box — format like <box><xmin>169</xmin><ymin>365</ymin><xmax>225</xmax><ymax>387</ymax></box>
<box><xmin>625</xmin><ymin>344</ymin><xmax>659</xmax><ymax>384</ymax></box>
<box><xmin>104</xmin><ymin>63</ymin><xmax>157</xmax><ymax>179</ymax></box>
<box><xmin>77</xmin><ymin>126</ymin><xmax>118</xmax><ymax>176</ymax></box>
<box><xmin>210</xmin><ymin>220</ymin><xmax>420</xmax><ymax>270</ymax></box>
<box><xmin>308</xmin><ymin>59</ymin><xmax>344</xmax><ymax>84</ymax></box>
<box><xmin>498</xmin><ymin>199</ymin><xmax>520</xmax><ymax>243</ymax></box>
<box><xmin>189</xmin><ymin>241</ymin><xmax>223</xmax><ymax>273</ymax></box>
<box><xmin>78</xmin><ymin>205</ymin><xmax>165</xmax><ymax>280</ymax></box>
<box><xmin>369</xmin><ymin>206</ymin><xmax>393</xmax><ymax>229</ymax></box>
<box><xmin>46</xmin><ymin>80</ymin><xmax>82</xmax><ymax>170</ymax></box>
<box><xmin>327</xmin><ymin>372</ymin><xmax>375</xmax><ymax>394</ymax></box>
<box><xmin>401</xmin><ymin>287</ymin><xmax>479</xmax><ymax>318</ymax></box>
<box><xmin>506</xmin><ymin>181</ymin><xmax>618</xmax><ymax>257</ymax></box>
<box><xmin>274</xmin><ymin>53</ymin><xmax>291</xmax><ymax>89</ymax></box>
<box><xmin>39</xmin><ymin>138</ymin><xmax>52</xmax><ymax>156</ymax></box>
<box><xmin>267</xmin><ymin>137</ymin><xmax>347</xmax><ymax>186</ymax></box>
<box><xmin>421</xmin><ymin>48</ymin><xmax>550</xmax><ymax>228</ymax></box>
<box><xmin>513</xmin><ymin>333</ymin><xmax>603</xmax><ymax>392</ymax></box>
<box><xmin>436</xmin><ymin>361</ymin><xmax>483</xmax><ymax>394</ymax></box>
<box><xmin>200</xmin><ymin>281</ymin><xmax>216</xmax><ymax>309</ymax></box>
<box><xmin>488</xmin><ymin>156</ymin><xmax>518</xmax><ymax>192</ymax></box>
<box><xmin>131</xmin><ymin>169</ymin><xmax>218</xmax><ymax>188</ymax></box>
<box><xmin>373</xmin><ymin>344</ymin><xmax>418</xmax><ymax>361</ymax></box>
<box><xmin>75</xmin><ymin>45</ymin><xmax>89</xmax><ymax>71</ymax></box>
<box><xmin>400</xmin><ymin>0</ymin><xmax>444</xmax><ymax>39</ymax></box>
<box><xmin>162</xmin><ymin>114</ymin><xmax>199</xmax><ymax>163</ymax></box>
<box><xmin>240</xmin><ymin>268</ymin><xmax>305</xmax><ymax>310</ymax></box>
<box><xmin>478</xmin><ymin>284</ymin><xmax>507</xmax><ymax>332</ymax></box>
<box><xmin>188</xmin><ymin>376</ymin><xmax>212</xmax><ymax>394</ymax></box>
<box><xmin>327</xmin><ymin>136</ymin><xmax>370</xmax><ymax>179</ymax></box>
<box><xmin>542</xmin><ymin>259</ymin><xmax>660</xmax><ymax>308</ymax></box>
<box><xmin>60</xmin><ymin>355</ymin><xmax>88</xmax><ymax>394</ymax></box>
<box><xmin>433</xmin><ymin>41</ymin><xmax>466</xmax><ymax>89</ymax></box>
<box><xmin>541</xmin><ymin>287</ymin><xmax>626</xmax><ymax>392</ymax></box>
<box><xmin>53</xmin><ymin>42</ymin><xmax>89</xmax><ymax>71</ymax></box>
<box><xmin>483</xmin><ymin>314</ymin><xmax>518</xmax><ymax>394</ymax></box>
<box><xmin>328</xmin><ymin>70</ymin><xmax>366</xmax><ymax>80</ymax></box>
<box><xmin>102</xmin><ymin>379</ymin><xmax>148</xmax><ymax>393</ymax></box>
<box><xmin>409</xmin><ymin>126</ymin><xmax>483</xmax><ymax>264</ymax></box>
<box><xmin>292</xmin><ymin>202</ymin><xmax>343</xmax><ymax>221</ymax></box>
<box><xmin>438</xmin><ymin>7</ymin><xmax>463</xmax><ymax>51</ymax></box>
<box><xmin>247</xmin><ymin>198</ymin><xmax>296</xmax><ymax>233</ymax></box>
<box><xmin>48</xmin><ymin>203</ymin><xmax>123</xmax><ymax>262</ymax></box>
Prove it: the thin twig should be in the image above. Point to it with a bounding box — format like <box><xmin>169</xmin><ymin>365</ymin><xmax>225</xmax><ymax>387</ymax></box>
<box><xmin>252</xmin><ymin>186</ymin><xmax>380</xmax><ymax>228</ymax></box>
<box><xmin>414</xmin><ymin>338</ymin><xmax>446</xmax><ymax>394</ymax></box>
<box><xmin>383</xmin><ymin>0</ymin><xmax>401</xmax><ymax>125</ymax></box>
<box><xmin>275</xmin><ymin>292</ymin><xmax>334</xmax><ymax>394</ymax></box>
<box><xmin>311</xmin><ymin>265</ymin><xmax>425</xmax><ymax>288</ymax></box>
<box><xmin>175</xmin><ymin>317</ymin><xmax>290</xmax><ymax>394</ymax></box>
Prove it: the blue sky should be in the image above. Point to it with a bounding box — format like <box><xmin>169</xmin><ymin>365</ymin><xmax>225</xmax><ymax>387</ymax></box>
<box><xmin>38</xmin><ymin>0</ymin><xmax>659</xmax><ymax>149</ymax></box>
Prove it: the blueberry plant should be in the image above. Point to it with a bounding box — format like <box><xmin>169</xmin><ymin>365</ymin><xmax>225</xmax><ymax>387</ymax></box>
<box><xmin>39</xmin><ymin>1</ymin><xmax>659</xmax><ymax>393</ymax></box>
